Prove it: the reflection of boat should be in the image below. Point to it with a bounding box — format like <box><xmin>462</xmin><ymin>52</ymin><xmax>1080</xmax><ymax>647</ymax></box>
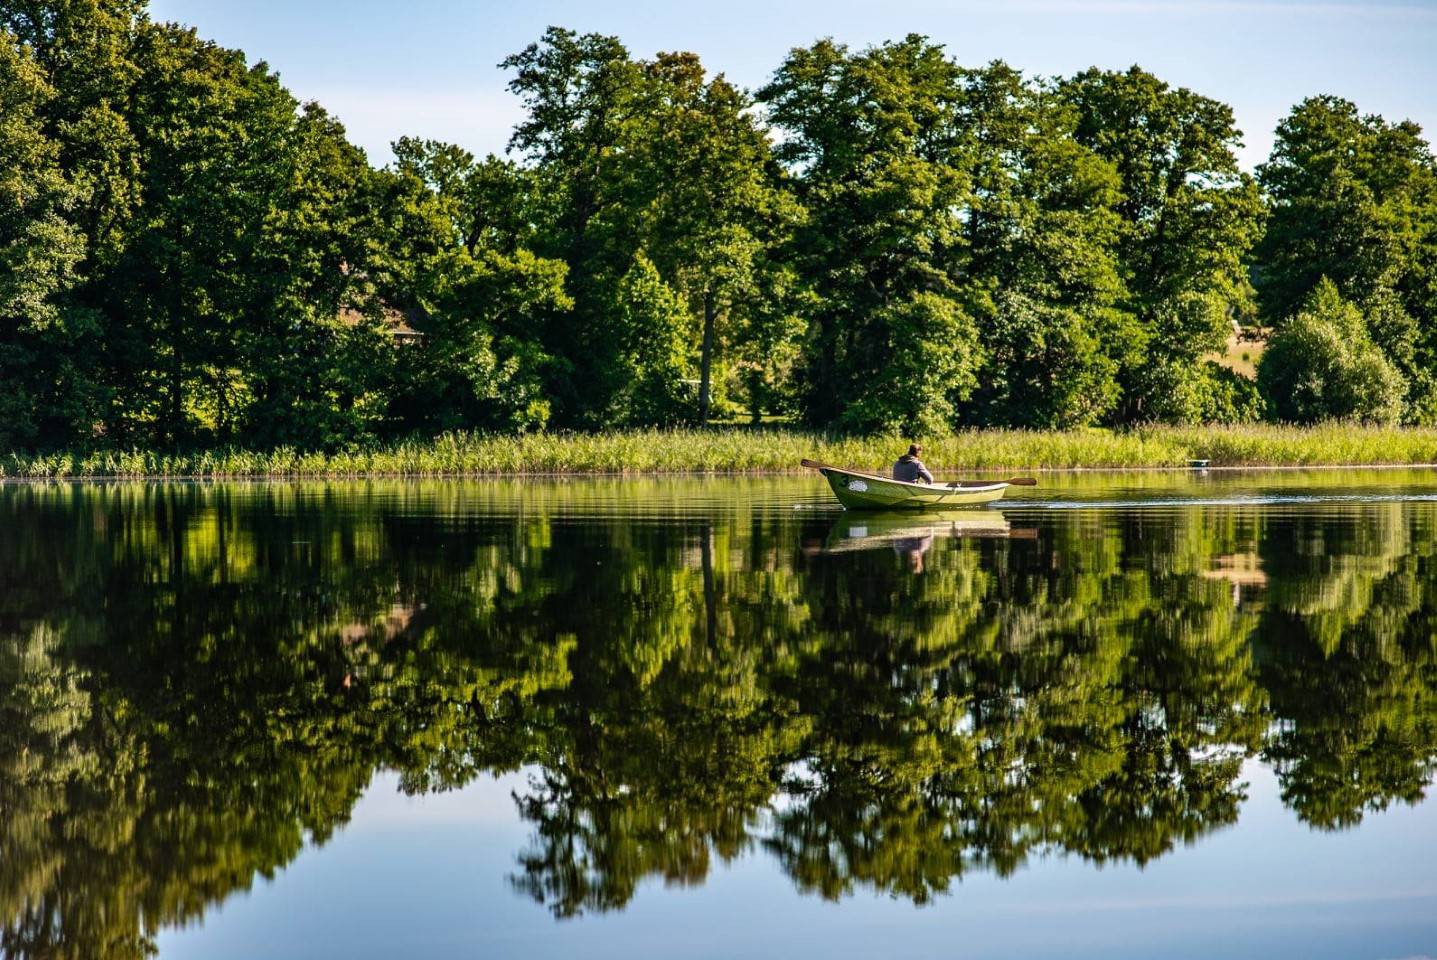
<box><xmin>812</xmin><ymin>511</ymin><xmax>1025</xmax><ymax>573</ymax></box>
<box><xmin>819</xmin><ymin>512</ymin><xmax>1013</xmax><ymax>553</ymax></box>
<box><xmin>801</xmin><ymin>459</ymin><xmax>1032</xmax><ymax>510</ymax></box>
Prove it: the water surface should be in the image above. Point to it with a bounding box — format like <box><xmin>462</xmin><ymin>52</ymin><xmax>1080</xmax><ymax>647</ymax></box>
<box><xmin>2</xmin><ymin>471</ymin><xmax>1436</xmax><ymax>959</ymax></box>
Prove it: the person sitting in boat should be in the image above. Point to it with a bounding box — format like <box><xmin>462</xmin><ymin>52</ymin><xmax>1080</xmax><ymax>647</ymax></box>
<box><xmin>892</xmin><ymin>444</ymin><xmax>934</xmax><ymax>484</ymax></box>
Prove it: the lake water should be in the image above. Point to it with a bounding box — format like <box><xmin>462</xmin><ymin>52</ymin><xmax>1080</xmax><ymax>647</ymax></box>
<box><xmin>2</xmin><ymin>471</ymin><xmax>1436</xmax><ymax>959</ymax></box>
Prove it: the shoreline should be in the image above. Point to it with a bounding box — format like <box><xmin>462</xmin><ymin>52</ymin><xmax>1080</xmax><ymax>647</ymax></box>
<box><xmin>9</xmin><ymin>426</ymin><xmax>1437</xmax><ymax>480</ymax></box>
<box><xmin>6</xmin><ymin>462</ymin><xmax>1437</xmax><ymax>484</ymax></box>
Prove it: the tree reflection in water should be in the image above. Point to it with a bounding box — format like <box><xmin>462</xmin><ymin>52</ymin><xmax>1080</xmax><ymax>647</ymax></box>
<box><xmin>0</xmin><ymin>480</ymin><xmax>1434</xmax><ymax>951</ymax></box>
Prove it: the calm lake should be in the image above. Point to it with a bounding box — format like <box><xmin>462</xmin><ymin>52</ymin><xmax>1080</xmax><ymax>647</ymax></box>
<box><xmin>3</xmin><ymin>471</ymin><xmax>1436</xmax><ymax>959</ymax></box>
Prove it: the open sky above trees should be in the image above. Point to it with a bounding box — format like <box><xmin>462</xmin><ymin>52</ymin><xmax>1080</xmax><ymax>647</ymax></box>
<box><xmin>146</xmin><ymin>0</ymin><xmax>1437</xmax><ymax>171</ymax></box>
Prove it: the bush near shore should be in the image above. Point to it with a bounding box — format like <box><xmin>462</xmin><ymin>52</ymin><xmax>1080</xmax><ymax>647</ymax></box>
<box><xmin>7</xmin><ymin>425</ymin><xmax>1437</xmax><ymax>479</ymax></box>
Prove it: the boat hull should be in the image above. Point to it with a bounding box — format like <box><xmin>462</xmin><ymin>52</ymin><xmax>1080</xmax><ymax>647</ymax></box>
<box><xmin>819</xmin><ymin>467</ymin><xmax>1008</xmax><ymax>510</ymax></box>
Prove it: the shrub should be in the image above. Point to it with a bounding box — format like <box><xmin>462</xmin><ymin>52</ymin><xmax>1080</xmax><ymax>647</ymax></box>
<box><xmin>1258</xmin><ymin>279</ymin><xmax>1405</xmax><ymax>424</ymax></box>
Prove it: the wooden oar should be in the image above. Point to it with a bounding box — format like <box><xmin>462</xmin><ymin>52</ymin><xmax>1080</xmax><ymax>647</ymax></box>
<box><xmin>947</xmin><ymin>477</ymin><xmax>1037</xmax><ymax>488</ymax></box>
<box><xmin>800</xmin><ymin>459</ymin><xmax>1036</xmax><ymax>487</ymax></box>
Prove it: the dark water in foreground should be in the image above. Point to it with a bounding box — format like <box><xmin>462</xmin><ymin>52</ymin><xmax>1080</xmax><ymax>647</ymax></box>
<box><xmin>2</xmin><ymin>471</ymin><xmax>1436</xmax><ymax>959</ymax></box>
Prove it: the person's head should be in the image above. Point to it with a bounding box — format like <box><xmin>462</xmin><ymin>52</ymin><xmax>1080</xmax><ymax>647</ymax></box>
<box><xmin>908</xmin><ymin>443</ymin><xmax>922</xmax><ymax>457</ymax></box>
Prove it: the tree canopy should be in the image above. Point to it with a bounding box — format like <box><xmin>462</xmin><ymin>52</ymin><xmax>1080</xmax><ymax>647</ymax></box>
<box><xmin>3</xmin><ymin>4</ymin><xmax>1437</xmax><ymax>448</ymax></box>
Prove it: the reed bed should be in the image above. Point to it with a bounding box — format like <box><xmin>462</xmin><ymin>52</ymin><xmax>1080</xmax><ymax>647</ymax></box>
<box><xmin>6</xmin><ymin>424</ymin><xmax>1437</xmax><ymax>479</ymax></box>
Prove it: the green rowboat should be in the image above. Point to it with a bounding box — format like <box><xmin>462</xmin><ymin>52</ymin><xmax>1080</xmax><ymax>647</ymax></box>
<box><xmin>801</xmin><ymin>459</ymin><xmax>1035</xmax><ymax>510</ymax></box>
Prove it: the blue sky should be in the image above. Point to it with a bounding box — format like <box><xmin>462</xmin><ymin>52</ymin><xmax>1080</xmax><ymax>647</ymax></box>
<box><xmin>146</xmin><ymin>0</ymin><xmax>1437</xmax><ymax>170</ymax></box>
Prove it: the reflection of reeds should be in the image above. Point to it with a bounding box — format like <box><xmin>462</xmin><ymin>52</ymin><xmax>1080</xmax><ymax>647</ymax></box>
<box><xmin>7</xmin><ymin>423</ymin><xmax>1437</xmax><ymax>478</ymax></box>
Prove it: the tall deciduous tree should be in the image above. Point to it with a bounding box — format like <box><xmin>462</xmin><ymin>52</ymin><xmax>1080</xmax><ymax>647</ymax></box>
<box><xmin>502</xmin><ymin>27</ymin><xmax>643</xmax><ymax>425</ymax></box>
<box><xmin>1257</xmin><ymin>96</ymin><xmax>1437</xmax><ymax>421</ymax></box>
<box><xmin>1061</xmin><ymin>66</ymin><xmax>1266</xmax><ymax>423</ymax></box>
<box><xmin>1</xmin><ymin>0</ymin><xmax>145</xmax><ymax>266</ymax></box>
<box><xmin>111</xmin><ymin>26</ymin><xmax>298</xmax><ymax>443</ymax></box>
<box><xmin>2</xmin><ymin>0</ymin><xmax>144</xmax><ymax>447</ymax></box>
<box><xmin>961</xmin><ymin>62</ymin><xmax>1128</xmax><ymax>428</ymax></box>
<box><xmin>0</xmin><ymin>31</ymin><xmax>92</xmax><ymax>448</ymax></box>
<box><xmin>378</xmin><ymin>138</ymin><xmax>570</xmax><ymax>434</ymax></box>
<box><xmin>621</xmin><ymin>52</ymin><xmax>795</xmax><ymax>425</ymax></box>
<box><xmin>237</xmin><ymin>104</ymin><xmax>388</xmax><ymax>447</ymax></box>
<box><xmin>760</xmin><ymin>36</ymin><xmax>981</xmax><ymax>433</ymax></box>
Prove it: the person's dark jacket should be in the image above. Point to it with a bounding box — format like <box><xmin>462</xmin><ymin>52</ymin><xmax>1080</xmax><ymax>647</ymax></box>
<box><xmin>892</xmin><ymin>454</ymin><xmax>934</xmax><ymax>484</ymax></box>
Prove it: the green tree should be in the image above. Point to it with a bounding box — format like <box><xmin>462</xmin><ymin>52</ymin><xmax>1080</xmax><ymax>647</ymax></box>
<box><xmin>1258</xmin><ymin>279</ymin><xmax>1406</xmax><ymax>423</ymax></box>
<box><xmin>0</xmin><ymin>31</ymin><xmax>93</xmax><ymax>448</ymax></box>
<box><xmin>619</xmin><ymin>52</ymin><xmax>796</xmax><ymax>424</ymax></box>
<box><xmin>4</xmin><ymin>1</ymin><xmax>148</xmax><ymax>446</ymax></box>
<box><xmin>975</xmin><ymin>291</ymin><xmax>1119</xmax><ymax>428</ymax></box>
<box><xmin>961</xmin><ymin>62</ymin><xmax>1128</xmax><ymax>428</ymax></box>
<box><xmin>608</xmin><ymin>254</ymin><xmax>693</xmax><ymax>425</ymax></box>
<box><xmin>378</xmin><ymin>137</ymin><xmax>569</xmax><ymax>433</ymax></box>
<box><xmin>389</xmin><ymin>138</ymin><xmax>535</xmax><ymax>256</ymax></box>
<box><xmin>392</xmin><ymin>244</ymin><xmax>569</xmax><ymax>434</ymax></box>
<box><xmin>501</xmin><ymin>27</ymin><xmax>643</xmax><ymax>425</ymax></box>
<box><xmin>759</xmin><ymin>36</ymin><xmax>981</xmax><ymax>432</ymax></box>
<box><xmin>1060</xmin><ymin>66</ymin><xmax>1266</xmax><ymax>423</ymax></box>
<box><xmin>7</xmin><ymin>5</ymin><xmax>396</xmax><ymax>448</ymax></box>
<box><xmin>836</xmin><ymin>291</ymin><xmax>978</xmax><ymax>434</ymax></box>
<box><xmin>1257</xmin><ymin>96</ymin><xmax>1437</xmax><ymax>419</ymax></box>
<box><xmin>235</xmin><ymin>104</ymin><xmax>390</xmax><ymax>448</ymax></box>
<box><xmin>107</xmin><ymin>25</ymin><xmax>323</xmax><ymax>444</ymax></box>
<box><xmin>0</xmin><ymin>0</ymin><xmax>145</xmax><ymax>267</ymax></box>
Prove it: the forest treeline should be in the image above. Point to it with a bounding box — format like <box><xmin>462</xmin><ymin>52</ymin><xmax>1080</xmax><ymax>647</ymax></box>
<box><xmin>3</xmin><ymin>2</ymin><xmax>1437</xmax><ymax>450</ymax></box>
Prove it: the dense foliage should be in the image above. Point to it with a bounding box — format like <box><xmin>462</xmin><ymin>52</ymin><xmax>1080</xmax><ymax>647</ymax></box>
<box><xmin>1258</xmin><ymin>279</ymin><xmax>1406</xmax><ymax>423</ymax></box>
<box><xmin>4</xmin><ymin>2</ymin><xmax>1437</xmax><ymax>449</ymax></box>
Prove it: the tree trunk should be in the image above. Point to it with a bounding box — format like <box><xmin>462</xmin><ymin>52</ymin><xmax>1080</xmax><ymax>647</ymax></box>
<box><xmin>169</xmin><ymin>311</ymin><xmax>184</xmax><ymax>448</ymax></box>
<box><xmin>698</xmin><ymin>289</ymin><xmax>716</xmax><ymax>427</ymax></box>
<box><xmin>701</xmin><ymin>523</ymin><xmax>717</xmax><ymax>648</ymax></box>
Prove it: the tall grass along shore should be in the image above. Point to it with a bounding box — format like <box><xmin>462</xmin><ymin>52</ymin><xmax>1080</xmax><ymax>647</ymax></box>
<box><xmin>7</xmin><ymin>425</ymin><xmax>1437</xmax><ymax>480</ymax></box>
